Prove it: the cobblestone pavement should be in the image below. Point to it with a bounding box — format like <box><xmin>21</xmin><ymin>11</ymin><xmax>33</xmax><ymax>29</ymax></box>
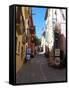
<box><xmin>16</xmin><ymin>53</ymin><xmax>66</xmax><ymax>84</ymax></box>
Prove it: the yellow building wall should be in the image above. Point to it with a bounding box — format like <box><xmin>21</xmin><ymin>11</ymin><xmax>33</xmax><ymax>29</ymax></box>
<box><xmin>16</xmin><ymin>31</ymin><xmax>25</xmax><ymax>73</ymax></box>
<box><xmin>16</xmin><ymin>7</ymin><xmax>31</xmax><ymax>73</ymax></box>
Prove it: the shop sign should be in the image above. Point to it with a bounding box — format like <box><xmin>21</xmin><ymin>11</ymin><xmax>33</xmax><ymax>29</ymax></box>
<box><xmin>55</xmin><ymin>49</ymin><xmax>60</xmax><ymax>56</ymax></box>
<box><xmin>26</xmin><ymin>48</ymin><xmax>31</xmax><ymax>61</ymax></box>
<box><xmin>55</xmin><ymin>57</ymin><xmax>60</xmax><ymax>65</ymax></box>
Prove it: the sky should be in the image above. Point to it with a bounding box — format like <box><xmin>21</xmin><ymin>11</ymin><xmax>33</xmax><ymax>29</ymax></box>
<box><xmin>32</xmin><ymin>7</ymin><xmax>47</xmax><ymax>38</ymax></box>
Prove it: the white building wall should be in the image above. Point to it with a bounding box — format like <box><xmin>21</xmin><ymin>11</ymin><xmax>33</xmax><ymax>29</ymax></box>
<box><xmin>45</xmin><ymin>9</ymin><xmax>66</xmax><ymax>54</ymax></box>
<box><xmin>45</xmin><ymin>9</ymin><xmax>54</xmax><ymax>51</ymax></box>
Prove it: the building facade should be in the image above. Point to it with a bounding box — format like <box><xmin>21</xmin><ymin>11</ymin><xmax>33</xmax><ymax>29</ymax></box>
<box><xmin>16</xmin><ymin>7</ymin><xmax>26</xmax><ymax>73</ymax></box>
<box><xmin>28</xmin><ymin>11</ymin><xmax>35</xmax><ymax>57</ymax></box>
<box><xmin>45</xmin><ymin>9</ymin><xmax>66</xmax><ymax>66</ymax></box>
<box><xmin>16</xmin><ymin>6</ymin><xmax>32</xmax><ymax>73</ymax></box>
<box><xmin>16</xmin><ymin>6</ymin><xmax>35</xmax><ymax>73</ymax></box>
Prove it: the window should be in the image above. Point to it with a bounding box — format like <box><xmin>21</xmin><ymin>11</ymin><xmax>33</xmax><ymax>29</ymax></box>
<box><xmin>54</xmin><ymin>32</ymin><xmax>60</xmax><ymax>48</ymax></box>
<box><xmin>54</xmin><ymin>39</ymin><xmax>59</xmax><ymax>48</ymax></box>
<box><xmin>54</xmin><ymin>32</ymin><xmax>60</xmax><ymax>39</ymax></box>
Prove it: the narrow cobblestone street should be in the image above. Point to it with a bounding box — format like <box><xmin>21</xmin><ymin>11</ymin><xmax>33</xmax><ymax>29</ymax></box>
<box><xmin>16</xmin><ymin>53</ymin><xmax>66</xmax><ymax>84</ymax></box>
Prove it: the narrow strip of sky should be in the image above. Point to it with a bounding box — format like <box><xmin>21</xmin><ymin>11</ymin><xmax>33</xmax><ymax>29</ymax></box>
<box><xmin>32</xmin><ymin>7</ymin><xmax>47</xmax><ymax>38</ymax></box>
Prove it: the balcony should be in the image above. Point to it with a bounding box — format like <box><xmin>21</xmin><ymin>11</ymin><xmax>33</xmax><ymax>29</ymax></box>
<box><xmin>29</xmin><ymin>26</ymin><xmax>35</xmax><ymax>34</ymax></box>
<box><xmin>30</xmin><ymin>26</ymin><xmax>35</xmax><ymax>30</ymax></box>
<box><xmin>31</xmin><ymin>37</ymin><xmax>35</xmax><ymax>43</ymax></box>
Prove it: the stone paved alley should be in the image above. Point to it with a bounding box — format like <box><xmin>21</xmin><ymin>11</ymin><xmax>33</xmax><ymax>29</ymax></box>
<box><xmin>16</xmin><ymin>53</ymin><xmax>66</xmax><ymax>84</ymax></box>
